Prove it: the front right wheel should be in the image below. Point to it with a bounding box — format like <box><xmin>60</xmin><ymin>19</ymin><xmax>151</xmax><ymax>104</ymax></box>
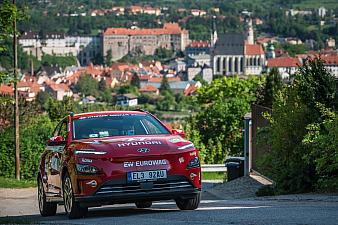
<box><xmin>63</xmin><ymin>172</ymin><xmax>88</xmax><ymax>219</ymax></box>
<box><xmin>175</xmin><ymin>192</ymin><xmax>201</xmax><ymax>210</ymax></box>
<box><xmin>38</xmin><ymin>177</ymin><xmax>57</xmax><ymax>216</ymax></box>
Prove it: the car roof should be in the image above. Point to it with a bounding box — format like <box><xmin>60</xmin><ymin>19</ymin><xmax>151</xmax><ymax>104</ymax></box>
<box><xmin>73</xmin><ymin>111</ymin><xmax>146</xmax><ymax>119</ymax></box>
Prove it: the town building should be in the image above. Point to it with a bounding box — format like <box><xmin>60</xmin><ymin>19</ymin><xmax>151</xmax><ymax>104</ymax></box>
<box><xmin>266</xmin><ymin>57</ymin><xmax>302</xmax><ymax>79</ymax></box>
<box><xmin>212</xmin><ymin>18</ymin><xmax>265</xmax><ymax>76</ymax></box>
<box><xmin>102</xmin><ymin>23</ymin><xmax>189</xmax><ymax>61</ymax></box>
<box><xmin>19</xmin><ymin>32</ymin><xmax>101</xmax><ymax>66</ymax></box>
<box><xmin>116</xmin><ymin>93</ymin><xmax>138</xmax><ymax>106</ymax></box>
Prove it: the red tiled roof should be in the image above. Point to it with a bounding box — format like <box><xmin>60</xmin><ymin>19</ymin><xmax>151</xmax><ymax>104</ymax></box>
<box><xmin>245</xmin><ymin>44</ymin><xmax>265</xmax><ymax>55</ymax></box>
<box><xmin>267</xmin><ymin>57</ymin><xmax>301</xmax><ymax>68</ymax></box>
<box><xmin>48</xmin><ymin>82</ymin><xmax>71</xmax><ymax>92</ymax></box>
<box><xmin>184</xmin><ymin>85</ymin><xmax>198</xmax><ymax>96</ymax></box>
<box><xmin>321</xmin><ymin>56</ymin><xmax>338</xmax><ymax>65</ymax></box>
<box><xmin>104</xmin><ymin>23</ymin><xmax>187</xmax><ymax>36</ymax></box>
<box><xmin>0</xmin><ymin>84</ymin><xmax>13</xmax><ymax>95</ymax></box>
<box><xmin>139</xmin><ymin>85</ymin><xmax>158</xmax><ymax>92</ymax></box>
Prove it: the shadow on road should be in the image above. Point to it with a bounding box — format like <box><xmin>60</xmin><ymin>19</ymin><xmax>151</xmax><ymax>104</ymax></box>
<box><xmin>0</xmin><ymin>204</ymin><xmax>180</xmax><ymax>224</ymax></box>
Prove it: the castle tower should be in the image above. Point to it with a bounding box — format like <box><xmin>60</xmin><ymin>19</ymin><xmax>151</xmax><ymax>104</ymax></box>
<box><xmin>246</xmin><ymin>18</ymin><xmax>254</xmax><ymax>44</ymax></box>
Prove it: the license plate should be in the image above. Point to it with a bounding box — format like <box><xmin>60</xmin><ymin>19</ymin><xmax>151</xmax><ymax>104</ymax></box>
<box><xmin>127</xmin><ymin>170</ymin><xmax>167</xmax><ymax>182</ymax></box>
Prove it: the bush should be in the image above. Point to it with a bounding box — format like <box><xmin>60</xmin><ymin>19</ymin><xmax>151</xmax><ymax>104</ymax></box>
<box><xmin>256</xmin><ymin>58</ymin><xmax>338</xmax><ymax>193</ymax></box>
<box><xmin>0</xmin><ymin>115</ymin><xmax>56</xmax><ymax>179</ymax></box>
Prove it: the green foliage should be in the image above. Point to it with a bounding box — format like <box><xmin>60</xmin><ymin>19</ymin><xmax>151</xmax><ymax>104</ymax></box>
<box><xmin>0</xmin><ymin>114</ymin><xmax>56</xmax><ymax>179</ymax></box>
<box><xmin>159</xmin><ymin>75</ymin><xmax>171</xmax><ymax>94</ymax></box>
<box><xmin>40</xmin><ymin>54</ymin><xmax>78</xmax><ymax>68</ymax></box>
<box><xmin>105</xmin><ymin>49</ymin><xmax>112</xmax><ymax>67</ymax></box>
<box><xmin>256</xmin><ymin>68</ymin><xmax>284</xmax><ymax>108</ymax></box>
<box><xmin>275</xmin><ymin>43</ymin><xmax>308</xmax><ymax>57</ymax></box>
<box><xmin>130</xmin><ymin>73</ymin><xmax>141</xmax><ymax>89</ymax></box>
<box><xmin>187</xmin><ymin>76</ymin><xmax>263</xmax><ymax>163</ymax></box>
<box><xmin>156</xmin><ymin>90</ymin><xmax>176</xmax><ymax>111</ymax></box>
<box><xmin>154</xmin><ymin>47</ymin><xmax>174</xmax><ymax>60</ymax></box>
<box><xmin>302</xmin><ymin>106</ymin><xmax>338</xmax><ymax>191</ymax></box>
<box><xmin>256</xmin><ymin>57</ymin><xmax>338</xmax><ymax>193</ymax></box>
<box><xmin>74</xmin><ymin>74</ymin><xmax>99</xmax><ymax>97</ymax></box>
<box><xmin>45</xmin><ymin>97</ymin><xmax>79</xmax><ymax>121</ymax></box>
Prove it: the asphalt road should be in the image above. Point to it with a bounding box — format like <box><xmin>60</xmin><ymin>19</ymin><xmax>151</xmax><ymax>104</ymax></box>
<box><xmin>1</xmin><ymin>186</ymin><xmax>338</xmax><ymax>225</ymax></box>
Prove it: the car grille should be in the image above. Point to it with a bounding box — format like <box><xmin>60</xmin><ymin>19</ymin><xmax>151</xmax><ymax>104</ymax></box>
<box><xmin>95</xmin><ymin>177</ymin><xmax>193</xmax><ymax>195</ymax></box>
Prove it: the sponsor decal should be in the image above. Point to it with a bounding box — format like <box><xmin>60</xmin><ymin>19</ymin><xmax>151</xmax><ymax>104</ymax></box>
<box><xmin>118</xmin><ymin>140</ymin><xmax>162</xmax><ymax>147</ymax></box>
<box><xmin>81</xmin><ymin>158</ymin><xmax>93</xmax><ymax>163</ymax></box>
<box><xmin>78</xmin><ymin>114</ymin><xmax>134</xmax><ymax>120</ymax></box>
<box><xmin>137</xmin><ymin>148</ymin><xmax>150</xmax><ymax>153</ymax></box>
<box><xmin>169</xmin><ymin>137</ymin><xmax>183</xmax><ymax>143</ymax></box>
<box><xmin>190</xmin><ymin>151</ymin><xmax>197</xmax><ymax>156</ymax></box>
<box><xmin>179</xmin><ymin>157</ymin><xmax>185</xmax><ymax>163</ymax></box>
<box><xmin>89</xmin><ymin>134</ymin><xmax>99</xmax><ymax>138</ymax></box>
<box><xmin>123</xmin><ymin>159</ymin><xmax>167</xmax><ymax>168</ymax></box>
<box><xmin>99</xmin><ymin>131</ymin><xmax>109</xmax><ymax>137</ymax></box>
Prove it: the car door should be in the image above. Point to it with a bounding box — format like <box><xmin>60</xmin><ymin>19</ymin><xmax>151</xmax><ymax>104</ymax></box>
<box><xmin>48</xmin><ymin>118</ymin><xmax>69</xmax><ymax>196</ymax></box>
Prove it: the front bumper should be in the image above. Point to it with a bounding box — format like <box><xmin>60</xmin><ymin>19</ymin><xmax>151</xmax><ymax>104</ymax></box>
<box><xmin>76</xmin><ymin>175</ymin><xmax>201</xmax><ymax>207</ymax></box>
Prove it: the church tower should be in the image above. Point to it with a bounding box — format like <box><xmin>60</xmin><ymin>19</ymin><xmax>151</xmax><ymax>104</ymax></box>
<box><xmin>246</xmin><ymin>18</ymin><xmax>254</xmax><ymax>44</ymax></box>
<box><xmin>211</xmin><ymin>16</ymin><xmax>218</xmax><ymax>47</ymax></box>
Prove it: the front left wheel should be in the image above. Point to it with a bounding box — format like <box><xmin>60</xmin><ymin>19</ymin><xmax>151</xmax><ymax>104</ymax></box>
<box><xmin>175</xmin><ymin>192</ymin><xmax>201</xmax><ymax>210</ymax></box>
<box><xmin>63</xmin><ymin>172</ymin><xmax>88</xmax><ymax>219</ymax></box>
<box><xmin>38</xmin><ymin>177</ymin><xmax>57</xmax><ymax>216</ymax></box>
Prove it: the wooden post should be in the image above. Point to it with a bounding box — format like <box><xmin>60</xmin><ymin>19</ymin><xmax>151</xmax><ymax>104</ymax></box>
<box><xmin>13</xmin><ymin>0</ymin><xmax>20</xmax><ymax>180</ymax></box>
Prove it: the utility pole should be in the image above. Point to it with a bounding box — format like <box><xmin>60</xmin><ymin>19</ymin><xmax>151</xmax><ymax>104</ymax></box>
<box><xmin>13</xmin><ymin>0</ymin><xmax>20</xmax><ymax>180</ymax></box>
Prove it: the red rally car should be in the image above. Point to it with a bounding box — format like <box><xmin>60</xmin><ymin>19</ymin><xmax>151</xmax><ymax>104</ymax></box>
<box><xmin>37</xmin><ymin>110</ymin><xmax>201</xmax><ymax>219</ymax></box>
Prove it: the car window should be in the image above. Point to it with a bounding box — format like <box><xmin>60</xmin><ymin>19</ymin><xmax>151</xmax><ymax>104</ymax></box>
<box><xmin>73</xmin><ymin>114</ymin><xmax>169</xmax><ymax>140</ymax></box>
<box><xmin>53</xmin><ymin>119</ymin><xmax>68</xmax><ymax>141</ymax></box>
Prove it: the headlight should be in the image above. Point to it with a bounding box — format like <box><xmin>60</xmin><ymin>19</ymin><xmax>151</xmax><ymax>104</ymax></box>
<box><xmin>187</xmin><ymin>157</ymin><xmax>200</xmax><ymax>169</ymax></box>
<box><xmin>178</xmin><ymin>143</ymin><xmax>195</xmax><ymax>150</ymax></box>
<box><xmin>76</xmin><ymin>164</ymin><xmax>100</xmax><ymax>174</ymax></box>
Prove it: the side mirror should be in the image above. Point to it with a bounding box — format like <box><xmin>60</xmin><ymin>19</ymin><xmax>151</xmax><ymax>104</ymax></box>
<box><xmin>172</xmin><ymin>129</ymin><xmax>186</xmax><ymax>138</ymax></box>
<box><xmin>48</xmin><ymin>136</ymin><xmax>63</xmax><ymax>144</ymax></box>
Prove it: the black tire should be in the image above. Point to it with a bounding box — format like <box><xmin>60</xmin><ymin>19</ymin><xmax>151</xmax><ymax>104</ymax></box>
<box><xmin>135</xmin><ymin>201</ymin><xmax>152</xmax><ymax>208</ymax></box>
<box><xmin>175</xmin><ymin>192</ymin><xmax>201</xmax><ymax>210</ymax></box>
<box><xmin>38</xmin><ymin>177</ymin><xmax>57</xmax><ymax>217</ymax></box>
<box><xmin>63</xmin><ymin>172</ymin><xmax>88</xmax><ymax>219</ymax></box>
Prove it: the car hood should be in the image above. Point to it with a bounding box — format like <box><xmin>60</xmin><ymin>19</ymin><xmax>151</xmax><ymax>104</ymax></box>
<box><xmin>73</xmin><ymin>135</ymin><xmax>194</xmax><ymax>158</ymax></box>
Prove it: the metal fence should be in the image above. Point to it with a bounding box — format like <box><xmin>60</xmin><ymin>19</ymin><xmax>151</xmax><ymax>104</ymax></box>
<box><xmin>201</xmin><ymin>164</ymin><xmax>227</xmax><ymax>172</ymax></box>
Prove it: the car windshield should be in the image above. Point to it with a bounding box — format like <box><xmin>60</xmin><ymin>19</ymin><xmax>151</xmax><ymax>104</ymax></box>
<box><xmin>73</xmin><ymin>114</ymin><xmax>170</xmax><ymax>140</ymax></box>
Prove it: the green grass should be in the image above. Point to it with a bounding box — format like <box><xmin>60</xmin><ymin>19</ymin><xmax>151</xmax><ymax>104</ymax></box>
<box><xmin>202</xmin><ymin>172</ymin><xmax>226</xmax><ymax>181</ymax></box>
<box><xmin>0</xmin><ymin>177</ymin><xmax>37</xmax><ymax>188</ymax></box>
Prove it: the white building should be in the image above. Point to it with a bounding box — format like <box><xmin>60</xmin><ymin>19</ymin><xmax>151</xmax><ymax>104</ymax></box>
<box><xmin>318</xmin><ymin>7</ymin><xmax>327</xmax><ymax>18</ymax></box>
<box><xmin>19</xmin><ymin>32</ymin><xmax>101</xmax><ymax>66</ymax></box>
<box><xmin>266</xmin><ymin>57</ymin><xmax>302</xmax><ymax>79</ymax></box>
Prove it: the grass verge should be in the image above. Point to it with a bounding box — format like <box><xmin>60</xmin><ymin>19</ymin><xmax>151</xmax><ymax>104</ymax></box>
<box><xmin>0</xmin><ymin>177</ymin><xmax>36</xmax><ymax>188</ymax></box>
<box><xmin>202</xmin><ymin>172</ymin><xmax>226</xmax><ymax>181</ymax></box>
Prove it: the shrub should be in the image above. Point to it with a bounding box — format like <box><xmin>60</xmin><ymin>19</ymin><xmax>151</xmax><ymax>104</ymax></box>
<box><xmin>0</xmin><ymin>114</ymin><xmax>56</xmax><ymax>179</ymax></box>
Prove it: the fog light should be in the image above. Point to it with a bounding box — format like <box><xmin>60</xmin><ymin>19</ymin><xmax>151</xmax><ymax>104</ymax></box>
<box><xmin>76</xmin><ymin>164</ymin><xmax>100</xmax><ymax>174</ymax></box>
<box><xmin>86</xmin><ymin>180</ymin><xmax>97</xmax><ymax>187</ymax></box>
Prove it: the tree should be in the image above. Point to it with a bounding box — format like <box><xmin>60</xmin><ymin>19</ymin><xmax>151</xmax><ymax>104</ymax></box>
<box><xmin>188</xmin><ymin>76</ymin><xmax>263</xmax><ymax>162</ymax></box>
<box><xmin>74</xmin><ymin>74</ymin><xmax>99</xmax><ymax>97</ymax></box>
<box><xmin>257</xmin><ymin>57</ymin><xmax>338</xmax><ymax>193</ymax></box>
<box><xmin>105</xmin><ymin>49</ymin><xmax>112</xmax><ymax>67</ymax></box>
<box><xmin>155</xmin><ymin>47</ymin><xmax>173</xmax><ymax>60</ymax></box>
<box><xmin>256</xmin><ymin>68</ymin><xmax>284</xmax><ymax>108</ymax></box>
<box><xmin>159</xmin><ymin>75</ymin><xmax>171</xmax><ymax>94</ymax></box>
<box><xmin>130</xmin><ymin>73</ymin><xmax>140</xmax><ymax>89</ymax></box>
